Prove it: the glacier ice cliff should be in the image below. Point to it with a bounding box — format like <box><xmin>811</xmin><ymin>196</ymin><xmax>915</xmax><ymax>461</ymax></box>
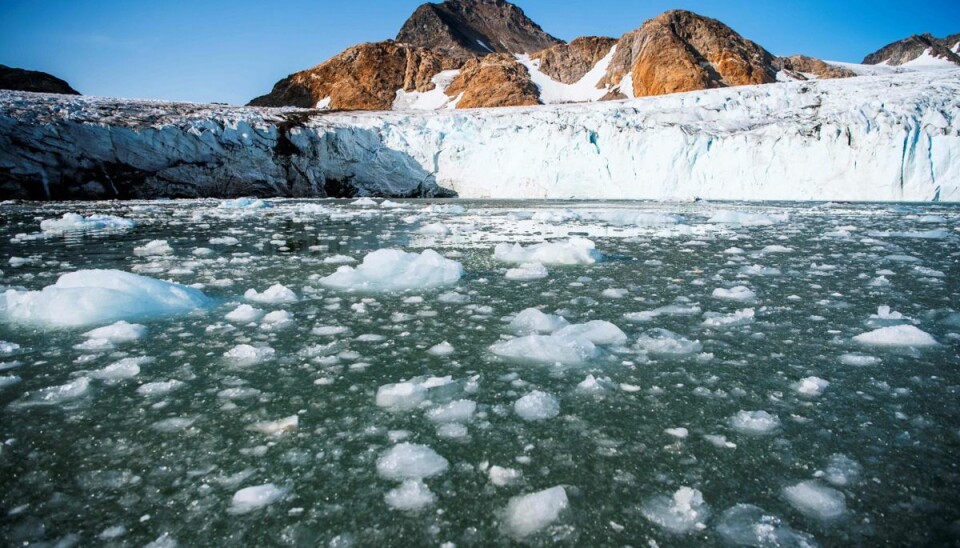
<box><xmin>1</xmin><ymin>69</ymin><xmax>958</xmax><ymax>201</ymax></box>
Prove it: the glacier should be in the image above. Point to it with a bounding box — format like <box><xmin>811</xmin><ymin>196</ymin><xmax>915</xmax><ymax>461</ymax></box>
<box><xmin>0</xmin><ymin>69</ymin><xmax>958</xmax><ymax>201</ymax></box>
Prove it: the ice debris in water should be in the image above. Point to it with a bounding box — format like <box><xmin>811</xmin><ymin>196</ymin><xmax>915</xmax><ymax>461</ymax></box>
<box><xmin>137</xmin><ymin>379</ymin><xmax>185</xmax><ymax>396</ymax></box>
<box><xmin>40</xmin><ymin>213</ymin><xmax>135</xmax><ymax>234</ymax></box>
<box><xmin>0</xmin><ymin>341</ymin><xmax>20</xmax><ymax>355</ymax></box>
<box><xmin>223</xmin><ymin>344</ymin><xmax>275</xmax><ymax>366</ymax></box>
<box><xmin>219</xmin><ymin>197</ymin><xmax>271</xmax><ymax>209</ymax></box>
<box><xmin>640</xmin><ymin>487</ymin><xmax>710</xmax><ymax>534</ymax></box>
<box><xmin>505</xmin><ymin>262</ymin><xmax>549</xmax><ymax>280</ymax></box>
<box><xmin>492</xmin><ymin>314</ymin><xmax>625</xmax><ymax>365</ymax></box>
<box><xmin>244</xmin><ymin>284</ymin><xmax>298</xmax><ymax>304</ymax></box>
<box><xmin>509</xmin><ymin>308</ymin><xmax>569</xmax><ymax>334</ymax></box>
<box><xmin>376</xmin><ymin>443</ymin><xmax>449</xmax><ymax>481</ymax></box>
<box><xmin>134</xmin><ymin>239</ymin><xmax>173</xmax><ymax>256</ymax></box>
<box><xmin>712</xmin><ymin>286</ymin><xmax>757</xmax><ymax>302</ymax></box>
<box><xmin>707</xmin><ymin>211</ymin><xmax>788</xmax><ymax>226</ymax></box>
<box><xmin>514</xmin><ymin>391</ymin><xmax>560</xmax><ymax>421</ymax></box>
<box><xmin>782</xmin><ymin>480</ymin><xmax>847</xmax><ymax>521</ymax></box>
<box><xmin>716</xmin><ymin>504</ymin><xmax>816</xmax><ymax>547</ymax></box>
<box><xmin>503</xmin><ymin>486</ymin><xmax>568</xmax><ymax>538</ymax></box>
<box><xmin>0</xmin><ymin>270</ymin><xmax>209</xmax><ymax>328</ymax></box>
<box><xmin>10</xmin><ymin>377</ymin><xmax>90</xmax><ymax>408</ymax></box>
<box><xmin>90</xmin><ymin>357</ymin><xmax>150</xmax><ymax>381</ymax></box>
<box><xmin>225</xmin><ymin>304</ymin><xmax>264</xmax><ymax>323</ymax></box>
<box><xmin>385</xmin><ymin>479</ymin><xmax>436</xmax><ymax>511</ymax></box>
<box><xmin>730</xmin><ymin>410</ymin><xmax>781</xmax><ymax>436</ymax></box>
<box><xmin>425</xmin><ymin>399</ymin><xmax>476</xmax><ymax>423</ymax></box>
<box><xmin>247</xmin><ymin>415</ymin><xmax>298</xmax><ymax>436</ymax></box>
<box><xmin>376</xmin><ymin>376</ymin><xmax>453</xmax><ymax>411</ymax></box>
<box><xmin>427</xmin><ymin>341</ymin><xmax>455</xmax><ymax>356</ymax></box>
<box><xmin>702</xmin><ymin>308</ymin><xmax>756</xmax><ymax>328</ymax></box>
<box><xmin>494</xmin><ymin>237</ymin><xmax>601</xmax><ymax>265</ymax></box>
<box><xmin>822</xmin><ymin>454</ymin><xmax>861</xmax><ymax>487</ymax></box>
<box><xmin>853</xmin><ymin>325</ymin><xmax>938</xmax><ymax>347</ymax></box>
<box><xmin>795</xmin><ymin>376</ymin><xmax>830</xmax><ymax>397</ymax></box>
<box><xmin>229</xmin><ymin>483</ymin><xmax>287</xmax><ymax>514</ymax></box>
<box><xmin>635</xmin><ymin>328</ymin><xmax>703</xmax><ymax>356</ymax></box>
<box><xmin>319</xmin><ymin>249</ymin><xmax>463</xmax><ymax>292</ymax></box>
<box><xmin>488</xmin><ymin>465</ymin><xmax>523</xmax><ymax>486</ymax></box>
<box><xmin>83</xmin><ymin>321</ymin><xmax>147</xmax><ymax>343</ymax></box>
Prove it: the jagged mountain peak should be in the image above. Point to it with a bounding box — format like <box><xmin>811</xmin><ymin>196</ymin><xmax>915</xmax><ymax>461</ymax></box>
<box><xmin>863</xmin><ymin>32</ymin><xmax>960</xmax><ymax>66</ymax></box>
<box><xmin>396</xmin><ymin>0</ymin><xmax>563</xmax><ymax>62</ymax></box>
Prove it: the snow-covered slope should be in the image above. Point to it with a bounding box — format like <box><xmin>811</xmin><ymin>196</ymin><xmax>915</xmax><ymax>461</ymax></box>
<box><xmin>1</xmin><ymin>69</ymin><xmax>958</xmax><ymax>201</ymax></box>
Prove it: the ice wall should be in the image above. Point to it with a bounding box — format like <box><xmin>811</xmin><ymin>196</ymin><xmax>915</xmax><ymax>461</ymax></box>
<box><xmin>1</xmin><ymin>69</ymin><xmax>958</xmax><ymax>201</ymax></box>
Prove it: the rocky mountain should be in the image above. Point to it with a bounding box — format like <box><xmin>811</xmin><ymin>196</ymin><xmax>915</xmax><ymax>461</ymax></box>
<box><xmin>0</xmin><ymin>65</ymin><xmax>80</xmax><ymax>95</ymax></box>
<box><xmin>251</xmin><ymin>2</ymin><xmax>855</xmax><ymax>111</ymax></box>
<box><xmin>863</xmin><ymin>33</ymin><xmax>960</xmax><ymax>67</ymax></box>
<box><xmin>396</xmin><ymin>0</ymin><xmax>562</xmax><ymax>62</ymax></box>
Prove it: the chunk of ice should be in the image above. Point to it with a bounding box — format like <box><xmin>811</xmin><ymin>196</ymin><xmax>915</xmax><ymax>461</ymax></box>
<box><xmin>83</xmin><ymin>321</ymin><xmax>147</xmax><ymax>343</ymax></box>
<box><xmin>635</xmin><ymin>328</ymin><xmax>702</xmax><ymax>356</ymax></box>
<box><xmin>494</xmin><ymin>237</ymin><xmax>601</xmax><ymax>265</ymax></box>
<box><xmin>795</xmin><ymin>377</ymin><xmax>829</xmax><ymax>397</ymax></box>
<box><xmin>640</xmin><ymin>487</ymin><xmax>710</xmax><ymax>534</ymax></box>
<box><xmin>717</xmin><ymin>504</ymin><xmax>815</xmax><ymax>547</ymax></box>
<box><xmin>503</xmin><ymin>486</ymin><xmax>568</xmax><ymax>538</ymax></box>
<box><xmin>427</xmin><ymin>341</ymin><xmax>455</xmax><ymax>356</ymax></box>
<box><xmin>514</xmin><ymin>391</ymin><xmax>560</xmax><ymax>421</ymax></box>
<box><xmin>40</xmin><ymin>213</ymin><xmax>135</xmax><ymax>234</ymax></box>
<box><xmin>509</xmin><ymin>308</ymin><xmax>569</xmax><ymax>334</ymax></box>
<box><xmin>853</xmin><ymin>325</ymin><xmax>938</xmax><ymax>347</ymax></box>
<box><xmin>229</xmin><ymin>483</ymin><xmax>287</xmax><ymax>514</ymax></box>
<box><xmin>247</xmin><ymin>415</ymin><xmax>298</xmax><ymax>436</ymax></box>
<box><xmin>730</xmin><ymin>410</ymin><xmax>781</xmax><ymax>435</ymax></box>
<box><xmin>425</xmin><ymin>399</ymin><xmax>476</xmax><ymax>423</ymax></box>
<box><xmin>505</xmin><ymin>262</ymin><xmax>549</xmax><ymax>280</ymax></box>
<box><xmin>385</xmin><ymin>479</ymin><xmax>436</xmax><ymax>511</ymax></box>
<box><xmin>712</xmin><ymin>286</ymin><xmax>757</xmax><ymax>302</ymax></box>
<box><xmin>244</xmin><ymin>284</ymin><xmax>298</xmax><ymax>304</ymax></box>
<box><xmin>376</xmin><ymin>443</ymin><xmax>449</xmax><ymax>481</ymax></box>
<box><xmin>225</xmin><ymin>304</ymin><xmax>264</xmax><ymax>323</ymax></box>
<box><xmin>319</xmin><ymin>249</ymin><xmax>463</xmax><ymax>293</ymax></box>
<box><xmin>224</xmin><ymin>344</ymin><xmax>275</xmax><ymax>366</ymax></box>
<box><xmin>782</xmin><ymin>481</ymin><xmax>847</xmax><ymax>521</ymax></box>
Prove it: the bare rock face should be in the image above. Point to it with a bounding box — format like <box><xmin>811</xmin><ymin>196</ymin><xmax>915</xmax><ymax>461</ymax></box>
<box><xmin>249</xmin><ymin>41</ymin><xmax>458</xmax><ymax>110</ymax></box>
<box><xmin>778</xmin><ymin>55</ymin><xmax>856</xmax><ymax>80</ymax></box>
<box><xmin>862</xmin><ymin>33</ymin><xmax>960</xmax><ymax>66</ymax></box>
<box><xmin>600</xmin><ymin>10</ymin><xmax>777</xmax><ymax>98</ymax></box>
<box><xmin>0</xmin><ymin>65</ymin><xmax>80</xmax><ymax>95</ymax></box>
<box><xmin>397</xmin><ymin>0</ymin><xmax>562</xmax><ymax>62</ymax></box>
<box><xmin>529</xmin><ymin>37</ymin><xmax>618</xmax><ymax>84</ymax></box>
<box><xmin>445</xmin><ymin>53</ymin><xmax>540</xmax><ymax>108</ymax></box>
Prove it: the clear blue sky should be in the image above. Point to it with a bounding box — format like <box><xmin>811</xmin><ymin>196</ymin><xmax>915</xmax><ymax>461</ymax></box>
<box><xmin>1</xmin><ymin>0</ymin><xmax>957</xmax><ymax>105</ymax></box>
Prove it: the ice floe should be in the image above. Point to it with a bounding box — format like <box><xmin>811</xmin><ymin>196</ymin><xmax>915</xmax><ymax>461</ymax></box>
<box><xmin>319</xmin><ymin>249</ymin><xmax>463</xmax><ymax>292</ymax></box>
<box><xmin>503</xmin><ymin>486</ymin><xmax>568</xmax><ymax>538</ymax></box>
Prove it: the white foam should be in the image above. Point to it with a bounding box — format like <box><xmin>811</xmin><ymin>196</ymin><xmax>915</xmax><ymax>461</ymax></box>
<box><xmin>514</xmin><ymin>391</ymin><xmax>560</xmax><ymax>421</ymax></box>
<box><xmin>503</xmin><ymin>486</ymin><xmax>568</xmax><ymax>538</ymax></box>
<box><xmin>0</xmin><ymin>270</ymin><xmax>209</xmax><ymax>328</ymax></box>
<box><xmin>319</xmin><ymin>249</ymin><xmax>463</xmax><ymax>293</ymax></box>
<box><xmin>376</xmin><ymin>443</ymin><xmax>449</xmax><ymax>481</ymax></box>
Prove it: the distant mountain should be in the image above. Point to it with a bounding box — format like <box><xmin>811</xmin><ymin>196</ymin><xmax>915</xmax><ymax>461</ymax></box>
<box><xmin>250</xmin><ymin>2</ymin><xmax>853</xmax><ymax>111</ymax></box>
<box><xmin>0</xmin><ymin>65</ymin><xmax>79</xmax><ymax>95</ymax></box>
<box><xmin>396</xmin><ymin>0</ymin><xmax>562</xmax><ymax>62</ymax></box>
<box><xmin>863</xmin><ymin>33</ymin><xmax>960</xmax><ymax>67</ymax></box>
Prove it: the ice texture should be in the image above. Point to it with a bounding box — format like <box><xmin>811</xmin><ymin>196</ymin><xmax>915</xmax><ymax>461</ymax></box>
<box><xmin>716</xmin><ymin>504</ymin><xmax>816</xmax><ymax>547</ymax></box>
<box><xmin>384</xmin><ymin>479</ymin><xmax>436</xmax><ymax>511</ymax></box>
<box><xmin>505</xmin><ymin>262</ymin><xmax>549</xmax><ymax>280</ymax></box>
<box><xmin>783</xmin><ymin>481</ymin><xmax>847</xmax><ymax>521</ymax></box>
<box><xmin>509</xmin><ymin>308</ymin><xmax>570</xmax><ymax>334</ymax></box>
<box><xmin>0</xmin><ymin>270</ymin><xmax>209</xmax><ymax>328</ymax></box>
<box><xmin>795</xmin><ymin>377</ymin><xmax>830</xmax><ymax>397</ymax></box>
<box><xmin>635</xmin><ymin>328</ymin><xmax>703</xmax><ymax>356</ymax></box>
<box><xmin>244</xmin><ymin>284</ymin><xmax>298</xmax><ymax>304</ymax></box>
<box><xmin>853</xmin><ymin>325</ymin><xmax>938</xmax><ymax>347</ymax></box>
<box><xmin>83</xmin><ymin>321</ymin><xmax>147</xmax><ymax>343</ymax></box>
<box><xmin>229</xmin><ymin>483</ymin><xmax>287</xmax><ymax>514</ymax></box>
<box><xmin>712</xmin><ymin>286</ymin><xmax>757</xmax><ymax>302</ymax></box>
<box><xmin>514</xmin><ymin>391</ymin><xmax>560</xmax><ymax>421</ymax></box>
<box><xmin>40</xmin><ymin>213</ymin><xmax>135</xmax><ymax>234</ymax></box>
<box><xmin>503</xmin><ymin>486</ymin><xmax>568</xmax><ymax>538</ymax></box>
<box><xmin>494</xmin><ymin>238</ymin><xmax>601</xmax><ymax>265</ymax></box>
<box><xmin>730</xmin><ymin>411</ymin><xmax>781</xmax><ymax>435</ymax></box>
<box><xmin>640</xmin><ymin>487</ymin><xmax>710</xmax><ymax>534</ymax></box>
<box><xmin>376</xmin><ymin>443</ymin><xmax>449</xmax><ymax>481</ymax></box>
<box><xmin>319</xmin><ymin>249</ymin><xmax>463</xmax><ymax>292</ymax></box>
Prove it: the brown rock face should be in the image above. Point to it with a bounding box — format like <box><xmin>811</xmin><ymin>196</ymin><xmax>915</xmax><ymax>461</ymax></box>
<box><xmin>862</xmin><ymin>33</ymin><xmax>960</xmax><ymax>66</ymax></box>
<box><xmin>600</xmin><ymin>10</ymin><xmax>777</xmax><ymax>98</ymax></box>
<box><xmin>0</xmin><ymin>65</ymin><xmax>80</xmax><ymax>95</ymax></box>
<box><xmin>529</xmin><ymin>37</ymin><xmax>617</xmax><ymax>84</ymax></box>
<box><xmin>397</xmin><ymin>0</ymin><xmax>563</xmax><ymax>63</ymax></box>
<box><xmin>249</xmin><ymin>41</ymin><xmax>458</xmax><ymax>110</ymax></box>
<box><xmin>778</xmin><ymin>55</ymin><xmax>856</xmax><ymax>80</ymax></box>
<box><xmin>445</xmin><ymin>53</ymin><xmax>540</xmax><ymax>108</ymax></box>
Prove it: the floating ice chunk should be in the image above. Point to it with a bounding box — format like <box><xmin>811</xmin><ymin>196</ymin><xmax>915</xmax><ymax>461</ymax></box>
<box><xmin>436</xmin><ymin>423</ymin><xmax>469</xmax><ymax>438</ymax></box>
<box><xmin>134</xmin><ymin>239</ymin><xmax>173</xmax><ymax>256</ymax></box>
<box><xmin>224</xmin><ymin>344</ymin><xmax>275</xmax><ymax>366</ymax></box>
<box><xmin>377</xmin><ymin>382</ymin><xmax>427</xmax><ymax>411</ymax></box>
<box><xmin>260</xmin><ymin>310</ymin><xmax>294</xmax><ymax>330</ymax></box>
<box><xmin>602</xmin><ymin>288</ymin><xmax>629</xmax><ymax>299</ymax></box>
<box><xmin>840</xmin><ymin>353</ymin><xmax>880</xmax><ymax>366</ymax></box>
<box><xmin>641</xmin><ymin>487</ymin><xmax>710</xmax><ymax>534</ymax></box>
<box><xmin>152</xmin><ymin>417</ymin><xmax>197</xmax><ymax>432</ymax></box>
<box><xmin>40</xmin><ymin>213</ymin><xmax>135</xmax><ymax>234</ymax></box>
<box><xmin>419</xmin><ymin>222</ymin><xmax>450</xmax><ymax>236</ymax></box>
<box><xmin>514</xmin><ymin>391</ymin><xmax>560</xmax><ymax>421</ymax></box>
<box><xmin>427</xmin><ymin>341</ymin><xmax>455</xmax><ymax>356</ymax></box>
<box><xmin>83</xmin><ymin>321</ymin><xmax>147</xmax><ymax>343</ymax></box>
<box><xmin>475</xmin><ymin>462</ymin><xmax>519</xmax><ymax>489</ymax></box>
<box><xmin>494</xmin><ymin>237</ymin><xmax>601</xmax><ymax>265</ymax></box>
<box><xmin>509</xmin><ymin>308</ymin><xmax>569</xmax><ymax>334</ymax></box>
<box><xmin>490</xmin><ymin>334</ymin><xmax>598</xmax><ymax>365</ymax></box>
<box><xmin>739</xmin><ymin>265</ymin><xmax>782</xmax><ymax>276</ymax></box>
<box><xmin>853</xmin><ymin>325</ymin><xmax>937</xmax><ymax>347</ymax></box>
<box><xmin>217</xmin><ymin>387</ymin><xmax>261</xmax><ymax>400</ymax></box>
<box><xmin>0</xmin><ymin>270</ymin><xmax>209</xmax><ymax>328</ymax></box>
<box><xmin>145</xmin><ymin>533</ymin><xmax>178</xmax><ymax>548</ymax></box>
<box><xmin>98</xmin><ymin>525</ymin><xmax>127</xmax><ymax>540</ymax></box>
<box><xmin>425</xmin><ymin>399</ymin><xmax>476</xmax><ymax>423</ymax></box>
<box><xmin>229</xmin><ymin>483</ymin><xmax>287</xmax><ymax>514</ymax></box>
<box><xmin>593</xmin><ymin>211</ymin><xmax>682</xmax><ymax>226</ymax></box>
<box><xmin>247</xmin><ymin>415</ymin><xmax>299</xmax><ymax>436</ymax></box>
<box><xmin>703</xmin><ymin>434</ymin><xmax>737</xmax><ymax>449</ymax></box>
<box><xmin>576</xmin><ymin>374</ymin><xmax>608</xmax><ymax>392</ymax></box>
<box><xmin>716</xmin><ymin>504</ymin><xmax>815</xmax><ymax>547</ymax></box>
<box><xmin>137</xmin><ymin>379</ymin><xmax>184</xmax><ymax>396</ymax></box>
<box><xmin>313</xmin><ymin>325</ymin><xmax>349</xmax><ymax>336</ymax></box>
<box><xmin>724</xmin><ymin>247</ymin><xmax>745</xmax><ymax>255</ymax></box>
<box><xmin>381</xmin><ymin>200</ymin><xmax>404</xmax><ymax>209</ymax></box>
<box><xmin>712</xmin><ymin>286</ymin><xmax>757</xmax><ymax>302</ymax></box>
<box><xmin>0</xmin><ymin>375</ymin><xmax>21</xmax><ymax>389</ymax></box>
<box><xmin>244</xmin><ymin>284</ymin><xmax>298</xmax><ymax>304</ymax></box>
<box><xmin>437</xmin><ymin>291</ymin><xmax>469</xmax><ymax>304</ymax></box>
<box><xmin>352</xmin><ymin>197</ymin><xmax>378</xmax><ymax>206</ymax></box>
<box><xmin>219</xmin><ymin>197</ymin><xmax>271</xmax><ymax>209</ymax></box>
<box><xmin>635</xmin><ymin>329</ymin><xmax>703</xmax><ymax>356</ymax></box>
<box><xmin>823</xmin><ymin>454</ymin><xmax>861</xmax><ymax>487</ymax></box>
<box><xmin>782</xmin><ymin>481</ymin><xmax>847</xmax><ymax>521</ymax></box>
<box><xmin>730</xmin><ymin>410</ymin><xmax>781</xmax><ymax>435</ymax></box>
<box><xmin>209</xmin><ymin>236</ymin><xmax>240</xmax><ymax>246</ymax></box>
<box><xmin>319</xmin><ymin>249</ymin><xmax>463</xmax><ymax>293</ymax></box>
<box><xmin>377</xmin><ymin>443</ymin><xmax>449</xmax><ymax>481</ymax></box>
<box><xmin>623</xmin><ymin>304</ymin><xmax>702</xmax><ymax>323</ymax></box>
<box><xmin>707</xmin><ymin>211</ymin><xmax>787</xmax><ymax>226</ymax></box>
<box><xmin>10</xmin><ymin>377</ymin><xmax>89</xmax><ymax>408</ymax></box>
<box><xmin>503</xmin><ymin>486</ymin><xmax>568</xmax><ymax>538</ymax></box>
<box><xmin>761</xmin><ymin>245</ymin><xmax>793</xmax><ymax>253</ymax></box>
<box><xmin>323</xmin><ymin>255</ymin><xmax>357</xmax><ymax>265</ymax></box>
<box><xmin>795</xmin><ymin>377</ymin><xmax>830</xmax><ymax>397</ymax></box>
<box><xmin>385</xmin><ymin>479</ymin><xmax>436</xmax><ymax>511</ymax></box>
<box><xmin>225</xmin><ymin>304</ymin><xmax>264</xmax><ymax>323</ymax></box>
<box><xmin>0</xmin><ymin>341</ymin><xmax>20</xmax><ymax>355</ymax></box>
<box><xmin>702</xmin><ymin>308</ymin><xmax>755</xmax><ymax>328</ymax></box>
<box><xmin>665</xmin><ymin>427</ymin><xmax>689</xmax><ymax>439</ymax></box>
<box><xmin>505</xmin><ymin>262</ymin><xmax>549</xmax><ymax>281</ymax></box>
<box><xmin>90</xmin><ymin>357</ymin><xmax>150</xmax><ymax>380</ymax></box>
<box><xmin>870</xmin><ymin>305</ymin><xmax>904</xmax><ymax>320</ymax></box>
<box><xmin>554</xmin><ymin>321</ymin><xmax>627</xmax><ymax>345</ymax></box>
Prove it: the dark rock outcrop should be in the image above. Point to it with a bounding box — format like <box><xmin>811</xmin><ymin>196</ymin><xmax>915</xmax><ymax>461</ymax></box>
<box><xmin>396</xmin><ymin>0</ymin><xmax>562</xmax><ymax>62</ymax></box>
<box><xmin>445</xmin><ymin>53</ymin><xmax>540</xmax><ymax>108</ymax></box>
<box><xmin>249</xmin><ymin>41</ymin><xmax>459</xmax><ymax>110</ymax></box>
<box><xmin>599</xmin><ymin>10</ymin><xmax>778</xmax><ymax>98</ymax></box>
<box><xmin>862</xmin><ymin>33</ymin><xmax>960</xmax><ymax>66</ymax></box>
<box><xmin>529</xmin><ymin>37</ymin><xmax>617</xmax><ymax>84</ymax></box>
<box><xmin>0</xmin><ymin>65</ymin><xmax>80</xmax><ymax>95</ymax></box>
<box><xmin>778</xmin><ymin>55</ymin><xmax>856</xmax><ymax>80</ymax></box>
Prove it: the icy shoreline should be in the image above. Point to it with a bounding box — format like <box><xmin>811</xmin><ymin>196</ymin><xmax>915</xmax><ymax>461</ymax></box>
<box><xmin>1</xmin><ymin>69</ymin><xmax>958</xmax><ymax>201</ymax></box>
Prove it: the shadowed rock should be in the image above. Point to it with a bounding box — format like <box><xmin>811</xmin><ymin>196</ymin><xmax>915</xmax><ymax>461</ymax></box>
<box><xmin>0</xmin><ymin>65</ymin><xmax>80</xmax><ymax>95</ymax></box>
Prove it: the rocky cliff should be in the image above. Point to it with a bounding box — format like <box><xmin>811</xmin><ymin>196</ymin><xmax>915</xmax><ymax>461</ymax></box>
<box><xmin>529</xmin><ymin>37</ymin><xmax>618</xmax><ymax>84</ymax></box>
<box><xmin>0</xmin><ymin>65</ymin><xmax>80</xmax><ymax>95</ymax></box>
<box><xmin>445</xmin><ymin>53</ymin><xmax>539</xmax><ymax>108</ymax></box>
<box><xmin>396</xmin><ymin>0</ymin><xmax>562</xmax><ymax>62</ymax></box>
<box><xmin>863</xmin><ymin>33</ymin><xmax>960</xmax><ymax>66</ymax></box>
